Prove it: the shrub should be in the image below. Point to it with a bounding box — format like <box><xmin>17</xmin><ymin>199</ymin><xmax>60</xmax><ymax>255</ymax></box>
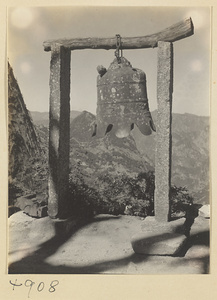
<box><xmin>170</xmin><ymin>185</ymin><xmax>194</xmax><ymax>217</ymax></box>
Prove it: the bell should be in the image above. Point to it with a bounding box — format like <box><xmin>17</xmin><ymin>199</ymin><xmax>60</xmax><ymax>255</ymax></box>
<box><xmin>93</xmin><ymin>57</ymin><xmax>156</xmax><ymax>138</ymax></box>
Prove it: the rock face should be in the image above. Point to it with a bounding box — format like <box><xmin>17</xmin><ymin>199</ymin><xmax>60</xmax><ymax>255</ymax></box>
<box><xmin>8</xmin><ymin>62</ymin><xmax>47</xmax><ymax>205</ymax></box>
<box><xmin>8</xmin><ymin>62</ymin><xmax>40</xmax><ymax>179</ymax></box>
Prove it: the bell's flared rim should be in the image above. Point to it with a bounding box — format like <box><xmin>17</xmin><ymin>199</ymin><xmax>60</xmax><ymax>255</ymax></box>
<box><xmin>93</xmin><ymin>118</ymin><xmax>156</xmax><ymax>138</ymax></box>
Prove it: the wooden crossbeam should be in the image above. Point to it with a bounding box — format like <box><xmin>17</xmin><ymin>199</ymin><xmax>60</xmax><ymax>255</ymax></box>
<box><xmin>44</xmin><ymin>17</ymin><xmax>193</xmax><ymax>51</ymax></box>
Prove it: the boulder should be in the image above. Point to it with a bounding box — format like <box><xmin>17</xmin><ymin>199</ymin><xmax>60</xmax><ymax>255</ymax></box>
<box><xmin>14</xmin><ymin>194</ymin><xmax>37</xmax><ymax>210</ymax></box>
<box><xmin>14</xmin><ymin>194</ymin><xmax>48</xmax><ymax>218</ymax></box>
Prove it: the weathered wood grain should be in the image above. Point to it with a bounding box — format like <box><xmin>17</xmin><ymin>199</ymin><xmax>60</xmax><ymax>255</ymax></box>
<box><xmin>43</xmin><ymin>17</ymin><xmax>194</xmax><ymax>51</ymax></box>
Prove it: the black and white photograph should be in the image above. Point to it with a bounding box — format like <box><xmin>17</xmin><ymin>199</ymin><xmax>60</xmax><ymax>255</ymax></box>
<box><xmin>7</xmin><ymin>6</ymin><xmax>210</xmax><ymax>278</ymax></box>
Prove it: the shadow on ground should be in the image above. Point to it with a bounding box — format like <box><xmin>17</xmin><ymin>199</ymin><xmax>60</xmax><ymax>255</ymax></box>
<box><xmin>8</xmin><ymin>215</ymin><xmax>209</xmax><ymax>274</ymax></box>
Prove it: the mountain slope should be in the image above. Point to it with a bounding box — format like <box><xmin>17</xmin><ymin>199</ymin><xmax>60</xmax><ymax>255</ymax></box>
<box><xmin>30</xmin><ymin>110</ymin><xmax>81</xmax><ymax>127</ymax></box>
<box><xmin>132</xmin><ymin>110</ymin><xmax>209</xmax><ymax>204</ymax></box>
<box><xmin>33</xmin><ymin>109</ymin><xmax>209</xmax><ymax>206</ymax></box>
<box><xmin>68</xmin><ymin>111</ymin><xmax>154</xmax><ymax>215</ymax></box>
<box><xmin>70</xmin><ymin>111</ymin><xmax>152</xmax><ymax>176</ymax></box>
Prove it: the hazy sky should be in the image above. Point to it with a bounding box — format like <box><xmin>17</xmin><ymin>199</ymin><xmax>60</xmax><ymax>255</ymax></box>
<box><xmin>8</xmin><ymin>6</ymin><xmax>210</xmax><ymax>116</ymax></box>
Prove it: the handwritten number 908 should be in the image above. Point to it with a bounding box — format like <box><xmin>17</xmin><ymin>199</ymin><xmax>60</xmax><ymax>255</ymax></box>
<box><xmin>10</xmin><ymin>279</ymin><xmax>59</xmax><ymax>298</ymax></box>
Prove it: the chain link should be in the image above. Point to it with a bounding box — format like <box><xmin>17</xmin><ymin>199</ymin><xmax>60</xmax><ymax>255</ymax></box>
<box><xmin>115</xmin><ymin>34</ymin><xmax>122</xmax><ymax>63</ymax></box>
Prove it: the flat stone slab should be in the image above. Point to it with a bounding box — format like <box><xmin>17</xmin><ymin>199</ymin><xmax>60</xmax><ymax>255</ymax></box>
<box><xmin>141</xmin><ymin>216</ymin><xmax>187</xmax><ymax>233</ymax></box>
<box><xmin>131</xmin><ymin>217</ymin><xmax>188</xmax><ymax>256</ymax></box>
<box><xmin>190</xmin><ymin>216</ymin><xmax>210</xmax><ymax>236</ymax></box>
<box><xmin>198</xmin><ymin>205</ymin><xmax>210</xmax><ymax>218</ymax></box>
<box><xmin>131</xmin><ymin>232</ymin><xmax>187</xmax><ymax>256</ymax></box>
<box><xmin>185</xmin><ymin>245</ymin><xmax>209</xmax><ymax>259</ymax></box>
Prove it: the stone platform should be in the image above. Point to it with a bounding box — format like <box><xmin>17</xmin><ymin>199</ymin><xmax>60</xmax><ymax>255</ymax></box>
<box><xmin>8</xmin><ymin>213</ymin><xmax>209</xmax><ymax>274</ymax></box>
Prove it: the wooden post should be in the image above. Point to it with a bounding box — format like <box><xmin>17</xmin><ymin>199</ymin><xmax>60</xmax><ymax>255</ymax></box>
<box><xmin>154</xmin><ymin>41</ymin><xmax>173</xmax><ymax>222</ymax></box>
<box><xmin>48</xmin><ymin>45</ymin><xmax>71</xmax><ymax>218</ymax></box>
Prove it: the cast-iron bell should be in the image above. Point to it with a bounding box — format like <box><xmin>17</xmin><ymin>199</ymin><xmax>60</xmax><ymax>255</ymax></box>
<box><xmin>93</xmin><ymin>56</ymin><xmax>156</xmax><ymax>138</ymax></box>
